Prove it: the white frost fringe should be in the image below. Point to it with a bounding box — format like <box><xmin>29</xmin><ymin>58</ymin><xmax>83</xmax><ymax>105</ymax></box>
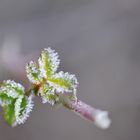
<box><xmin>14</xmin><ymin>95</ymin><xmax>34</xmax><ymax>126</ymax></box>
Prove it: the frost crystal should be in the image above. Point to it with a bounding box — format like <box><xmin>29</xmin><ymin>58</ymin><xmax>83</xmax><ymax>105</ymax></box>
<box><xmin>15</xmin><ymin>95</ymin><xmax>23</xmax><ymax>124</ymax></box>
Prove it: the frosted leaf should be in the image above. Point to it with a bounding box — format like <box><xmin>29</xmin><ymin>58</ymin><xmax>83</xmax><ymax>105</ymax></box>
<box><xmin>39</xmin><ymin>84</ymin><xmax>57</xmax><ymax>105</ymax></box>
<box><xmin>14</xmin><ymin>95</ymin><xmax>34</xmax><ymax>125</ymax></box>
<box><xmin>0</xmin><ymin>94</ymin><xmax>13</xmax><ymax>107</ymax></box>
<box><xmin>48</xmin><ymin>71</ymin><xmax>78</xmax><ymax>94</ymax></box>
<box><xmin>3</xmin><ymin>99</ymin><xmax>16</xmax><ymax>126</ymax></box>
<box><xmin>0</xmin><ymin>80</ymin><xmax>25</xmax><ymax>99</ymax></box>
<box><xmin>38</xmin><ymin>48</ymin><xmax>60</xmax><ymax>78</ymax></box>
<box><xmin>41</xmin><ymin>93</ymin><xmax>57</xmax><ymax>105</ymax></box>
<box><xmin>26</xmin><ymin>61</ymin><xmax>43</xmax><ymax>84</ymax></box>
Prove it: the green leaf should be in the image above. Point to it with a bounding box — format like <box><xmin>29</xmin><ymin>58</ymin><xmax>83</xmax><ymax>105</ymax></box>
<box><xmin>48</xmin><ymin>71</ymin><xmax>78</xmax><ymax>94</ymax></box>
<box><xmin>39</xmin><ymin>84</ymin><xmax>57</xmax><ymax>105</ymax></box>
<box><xmin>3</xmin><ymin>100</ymin><xmax>16</xmax><ymax>126</ymax></box>
<box><xmin>19</xmin><ymin>96</ymin><xmax>27</xmax><ymax>115</ymax></box>
<box><xmin>0</xmin><ymin>80</ymin><xmax>25</xmax><ymax>99</ymax></box>
<box><xmin>14</xmin><ymin>95</ymin><xmax>34</xmax><ymax>125</ymax></box>
<box><xmin>42</xmin><ymin>93</ymin><xmax>57</xmax><ymax>105</ymax></box>
<box><xmin>26</xmin><ymin>61</ymin><xmax>43</xmax><ymax>84</ymax></box>
<box><xmin>38</xmin><ymin>48</ymin><xmax>60</xmax><ymax>78</ymax></box>
<box><xmin>0</xmin><ymin>93</ymin><xmax>14</xmax><ymax>106</ymax></box>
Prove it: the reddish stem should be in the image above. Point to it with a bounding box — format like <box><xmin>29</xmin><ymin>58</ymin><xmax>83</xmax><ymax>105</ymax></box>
<box><xmin>67</xmin><ymin>100</ymin><xmax>95</xmax><ymax>122</ymax></box>
<box><xmin>62</xmin><ymin>97</ymin><xmax>111</xmax><ymax>129</ymax></box>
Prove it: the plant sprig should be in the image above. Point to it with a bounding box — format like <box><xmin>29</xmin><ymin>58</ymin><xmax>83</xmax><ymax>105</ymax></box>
<box><xmin>0</xmin><ymin>48</ymin><xmax>111</xmax><ymax>129</ymax></box>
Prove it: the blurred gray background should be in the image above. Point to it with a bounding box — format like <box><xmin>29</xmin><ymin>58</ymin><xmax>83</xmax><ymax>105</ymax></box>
<box><xmin>0</xmin><ymin>0</ymin><xmax>140</xmax><ymax>140</ymax></box>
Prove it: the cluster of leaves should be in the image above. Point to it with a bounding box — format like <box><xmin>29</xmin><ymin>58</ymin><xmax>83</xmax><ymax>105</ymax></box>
<box><xmin>0</xmin><ymin>80</ymin><xmax>34</xmax><ymax>126</ymax></box>
<box><xmin>0</xmin><ymin>48</ymin><xmax>78</xmax><ymax>126</ymax></box>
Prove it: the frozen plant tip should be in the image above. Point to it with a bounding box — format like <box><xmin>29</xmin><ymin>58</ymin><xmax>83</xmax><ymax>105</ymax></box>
<box><xmin>94</xmin><ymin>110</ymin><xmax>111</xmax><ymax>129</ymax></box>
<box><xmin>0</xmin><ymin>47</ymin><xmax>111</xmax><ymax>129</ymax></box>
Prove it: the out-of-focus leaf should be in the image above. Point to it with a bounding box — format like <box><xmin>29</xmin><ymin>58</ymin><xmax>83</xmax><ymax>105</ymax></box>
<box><xmin>0</xmin><ymin>94</ymin><xmax>14</xmax><ymax>106</ymax></box>
<box><xmin>3</xmin><ymin>100</ymin><xmax>16</xmax><ymax>126</ymax></box>
<box><xmin>0</xmin><ymin>80</ymin><xmax>25</xmax><ymax>98</ymax></box>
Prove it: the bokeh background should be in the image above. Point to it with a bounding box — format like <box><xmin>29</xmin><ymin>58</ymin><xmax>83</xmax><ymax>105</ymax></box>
<box><xmin>0</xmin><ymin>0</ymin><xmax>140</xmax><ymax>140</ymax></box>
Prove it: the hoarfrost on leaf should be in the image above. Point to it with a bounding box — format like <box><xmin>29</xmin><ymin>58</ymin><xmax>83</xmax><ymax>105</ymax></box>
<box><xmin>48</xmin><ymin>71</ymin><xmax>78</xmax><ymax>94</ymax></box>
<box><xmin>39</xmin><ymin>83</ymin><xmax>57</xmax><ymax>105</ymax></box>
<box><xmin>38</xmin><ymin>48</ymin><xmax>60</xmax><ymax>78</ymax></box>
<box><xmin>26</xmin><ymin>61</ymin><xmax>43</xmax><ymax>84</ymax></box>
<box><xmin>0</xmin><ymin>80</ymin><xmax>25</xmax><ymax>99</ymax></box>
<box><xmin>3</xmin><ymin>99</ymin><xmax>16</xmax><ymax>126</ymax></box>
<box><xmin>15</xmin><ymin>94</ymin><xmax>34</xmax><ymax>125</ymax></box>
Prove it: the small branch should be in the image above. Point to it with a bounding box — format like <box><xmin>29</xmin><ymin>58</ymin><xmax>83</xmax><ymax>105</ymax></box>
<box><xmin>26</xmin><ymin>86</ymin><xmax>111</xmax><ymax>129</ymax></box>
<box><xmin>59</xmin><ymin>94</ymin><xmax>111</xmax><ymax>129</ymax></box>
<box><xmin>0</xmin><ymin>47</ymin><xmax>112</xmax><ymax>128</ymax></box>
